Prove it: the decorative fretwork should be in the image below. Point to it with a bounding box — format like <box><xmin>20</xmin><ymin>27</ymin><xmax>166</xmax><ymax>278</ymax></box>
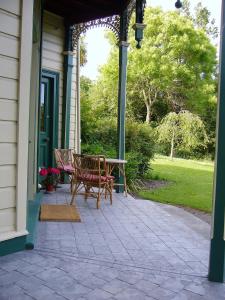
<box><xmin>72</xmin><ymin>0</ymin><xmax>136</xmax><ymax>50</ymax></box>
<box><xmin>72</xmin><ymin>15</ymin><xmax>120</xmax><ymax>49</ymax></box>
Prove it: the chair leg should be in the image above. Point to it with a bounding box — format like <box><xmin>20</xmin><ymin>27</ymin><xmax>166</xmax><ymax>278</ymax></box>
<box><xmin>96</xmin><ymin>190</ymin><xmax>101</xmax><ymax>209</ymax></box>
<box><xmin>104</xmin><ymin>187</ymin><xmax>108</xmax><ymax>199</ymax></box>
<box><xmin>70</xmin><ymin>183</ymin><xmax>78</xmax><ymax>205</ymax></box>
<box><xmin>70</xmin><ymin>191</ymin><xmax>75</xmax><ymax>205</ymax></box>
<box><xmin>70</xmin><ymin>177</ymin><xmax>73</xmax><ymax>194</ymax></box>
<box><xmin>85</xmin><ymin>185</ymin><xmax>90</xmax><ymax>201</ymax></box>
<box><xmin>121</xmin><ymin>166</ymin><xmax>128</xmax><ymax>197</ymax></box>
<box><xmin>109</xmin><ymin>188</ymin><xmax>112</xmax><ymax>205</ymax></box>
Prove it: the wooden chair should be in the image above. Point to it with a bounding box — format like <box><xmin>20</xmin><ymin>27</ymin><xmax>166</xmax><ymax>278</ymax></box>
<box><xmin>70</xmin><ymin>154</ymin><xmax>114</xmax><ymax>209</ymax></box>
<box><xmin>54</xmin><ymin>149</ymin><xmax>75</xmax><ymax>192</ymax></box>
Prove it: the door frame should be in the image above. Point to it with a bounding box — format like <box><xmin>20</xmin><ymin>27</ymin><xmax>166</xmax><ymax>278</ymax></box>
<box><xmin>38</xmin><ymin>69</ymin><xmax>59</xmax><ymax>170</ymax></box>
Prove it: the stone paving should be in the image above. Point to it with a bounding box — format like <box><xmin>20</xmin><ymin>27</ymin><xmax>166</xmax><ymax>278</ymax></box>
<box><xmin>1</xmin><ymin>185</ymin><xmax>225</xmax><ymax>299</ymax></box>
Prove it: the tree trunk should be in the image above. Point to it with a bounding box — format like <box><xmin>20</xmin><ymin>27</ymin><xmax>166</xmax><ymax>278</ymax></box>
<box><xmin>145</xmin><ymin>103</ymin><xmax>151</xmax><ymax>124</ymax></box>
<box><xmin>170</xmin><ymin>129</ymin><xmax>175</xmax><ymax>160</ymax></box>
<box><xmin>143</xmin><ymin>89</ymin><xmax>151</xmax><ymax>124</ymax></box>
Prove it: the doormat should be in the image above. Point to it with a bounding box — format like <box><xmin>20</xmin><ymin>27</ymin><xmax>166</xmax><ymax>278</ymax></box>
<box><xmin>40</xmin><ymin>204</ymin><xmax>81</xmax><ymax>222</ymax></box>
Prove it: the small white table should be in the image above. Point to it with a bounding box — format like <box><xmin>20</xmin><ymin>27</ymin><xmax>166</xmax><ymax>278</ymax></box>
<box><xmin>105</xmin><ymin>158</ymin><xmax>127</xmax><ymax>196</ymax></box>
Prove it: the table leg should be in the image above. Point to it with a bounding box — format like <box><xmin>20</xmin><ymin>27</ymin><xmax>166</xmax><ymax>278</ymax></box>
<box><xmin>117</xmin><ymin>164</ymin><xmax>127</xmax><ymax>197</ymax></box>
<box><xmin>121</xmin><ymin>164</ymin><xmax>127</xmax><ymax>197</ymax></box>
<box><xmin>123</xmin><ymin>167</ymin><xmax>127</xmax><ymax>197</ymax></box>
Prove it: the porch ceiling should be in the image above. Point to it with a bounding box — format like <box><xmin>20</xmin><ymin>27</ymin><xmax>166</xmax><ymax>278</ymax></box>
<box><xmin>44</xmin><ymin>0</ymin><xmax>131</xmax><ymax>24</ymax></box>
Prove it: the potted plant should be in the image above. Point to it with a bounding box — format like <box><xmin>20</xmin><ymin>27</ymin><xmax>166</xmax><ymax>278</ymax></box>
<box><xmin>39</xmin><ymin>167</ymin><xmax>61</xmax><ymax>192</ymax></box>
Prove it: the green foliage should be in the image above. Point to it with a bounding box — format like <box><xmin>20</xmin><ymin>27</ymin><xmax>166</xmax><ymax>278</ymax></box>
<box><xmin>178</xmin><ymin>110</ymin><xmax>209</xmax><ymax>151</ymax></box>
<box><xmin>125</xmin><ymin>151</ymin><xmax>144</xmax><ymax>183</ymax></box>
<box><xmin>80</xmin><ymin>116</ymin><xmax>156</xmax><ymax>186</ymax></box>
<box><xmin>128</xmin><ymin>7</ymin><xmax>217</xmax><ymax>122</ymax></box>
<box><xmin>91</xmin><ymin>6</ymin><xmax>217</xmax><ymax>133</ymax></box>
<box><xmin>80</xmin><ymin>3</ymin><xmax>217</xmax><ymax>173</ymax></box>
<box><xmin>80</xmin><ymin>76</ymin><xmax>95</xmax><ymax>143</ymax></box>
<box><xmin>80</xmin><ymin>36</ymin><xmax>88</xmax><ymax>66</ymax></box>
<box><xmin>201</xmin><ymin>99</ymin><xmax>217</xmax><ymax>159</ymax></box>
<box><xmin>181</xmin><ymin>0</ymin><xmax>218</xmax><ymax>39</ymax></box>
<box><xmin>156</xmin><ymin>110</ymin><xmax>208</xmax><ymax>158</ymax></box>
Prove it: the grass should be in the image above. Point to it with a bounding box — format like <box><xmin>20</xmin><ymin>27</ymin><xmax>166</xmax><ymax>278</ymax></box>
<box><xmin>139</xmin><ymin>155</ymin><xmax>215</xmax><ymax>212</ymax></box>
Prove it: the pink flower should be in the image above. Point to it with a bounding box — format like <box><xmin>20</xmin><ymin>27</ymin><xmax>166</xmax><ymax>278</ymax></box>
<box><xmin>47</xmin><ymin>167</ymin><xmax>53</xmax><ymax>174</ymax></box>
<box><xmin>39</xmin><ymin>168</ymin><xmax>48</xmax><ymax>176</ymax></box>
<box><xmin>46</xmin><ymin>167</ymin><xmax>60</xmax><ymax>175</ymax></box>
<box><xmin>51</xmin><ymin>168</ymin><xmax>60</xmax><ymax>175</ymax></box>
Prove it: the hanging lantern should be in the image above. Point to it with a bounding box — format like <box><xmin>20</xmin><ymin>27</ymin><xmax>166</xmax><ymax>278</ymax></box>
<box><xmin>175</xmin><ymin>0</ymin><xmax>182</xmax><ymax>9</ymax></box>
<box><xmin>133</xmin><ymin>0</ymin><xmax>146</xmax><ymax>49</ymax></box>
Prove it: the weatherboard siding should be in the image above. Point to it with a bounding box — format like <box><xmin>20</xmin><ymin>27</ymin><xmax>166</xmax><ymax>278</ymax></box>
<box><xmin>42</xmin><ymin>10</ymin><xmax>78</xmax><ymax>151</ymax></box>
<box><xmin>42</xmin><ymin>11</ymin><xmax>64</xmax><ymax>148</ymax></box>
<box><xmin>0</xmin><ymin>0</ymin><xmax>34</xmax><ymax>241</ymax></box>
<box><xmin>0</xmin><ymin>0</ymin><xmax>21</xmax><ymax>237</ymax></box>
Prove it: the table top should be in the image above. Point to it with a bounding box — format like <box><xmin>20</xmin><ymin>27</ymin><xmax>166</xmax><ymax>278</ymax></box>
<box><xmin>105</xmin><ymin>158</ymin><xmax>127</xmax><ymax>164</ymax></box>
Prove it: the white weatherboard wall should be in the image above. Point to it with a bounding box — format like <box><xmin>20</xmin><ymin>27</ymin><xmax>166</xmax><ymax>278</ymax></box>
<box><xmin>0</xmin><ymin>0</ymin><xmax>34</xmax><ymax>241</ymax></box>
<box><xmin>42</xmin><ymin>11</ymin><xmax>64</xmax><ymax>147</ymax></box>
<box><xmin>42</xmin><ymin>10</ymin><xmax>78</xmax><ymax>151</ymax></box>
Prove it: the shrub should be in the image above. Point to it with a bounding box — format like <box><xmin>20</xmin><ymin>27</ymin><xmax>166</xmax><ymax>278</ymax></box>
<box><xmin>81</xmin><ymin>117</ymin><xmax>155</xmax><ymax>189</ymax></box>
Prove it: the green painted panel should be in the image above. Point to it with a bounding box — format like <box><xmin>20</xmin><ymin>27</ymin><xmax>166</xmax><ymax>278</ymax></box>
<box><xmin>208</xmin><ymin>238</ymin><xmax>225</xmax><ymax>282</ymax></box>
<box><xmin>208</xmin><ymin>0</ymin><xmax>225</xmax><ymax>283</ymax></box>
<box><xmin>38</xmin><ymin>70</ymin><xmax>59</xmax><ymax>177</ymax></box>
<box><xmin>117</xmin><ymin>42</ymin><xmax>129</xmax><ymax>192</ymax></box>
<box><xmin>26</xmin><ymin>192</ymin><xmax>43</xmax><ymax>249</ymax></box>
<box><xmin>0</xmin><ymin>236</ymin><xmax>26</xmax><ymax>256</ymax></box>
<box><xmin>39</xmin><ymin>77</ymin><xmax>51</xmax><ymax>168</ymax></box>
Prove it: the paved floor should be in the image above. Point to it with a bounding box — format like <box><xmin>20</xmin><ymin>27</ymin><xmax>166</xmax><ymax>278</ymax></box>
<box><xmin>1</xmin><ymin>185</ymin><xmax>225</xmax><ymax>299</ymax></box>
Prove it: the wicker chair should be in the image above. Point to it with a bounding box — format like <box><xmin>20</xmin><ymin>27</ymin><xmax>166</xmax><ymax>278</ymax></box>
<box><xmin>70</xmin><ymin>154</ymin><xmax>114</xmax><ymax>209</ymax></box>
<box><xmin>54</xmin><ymin>149</ymin><xmax>74</xmax><ymax>192</ymax></box>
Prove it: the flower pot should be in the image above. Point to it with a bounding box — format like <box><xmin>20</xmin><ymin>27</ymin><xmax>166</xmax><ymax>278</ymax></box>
<box><xmin>46</xmin><ymin>184</ymin><xmax>54</xmax><ymax>193</ymax></box>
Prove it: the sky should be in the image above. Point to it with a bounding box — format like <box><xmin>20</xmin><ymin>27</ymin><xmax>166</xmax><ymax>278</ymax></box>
<box><xmin>81</xmin><ymin>0</ymin><xmax>222</xmax><ymax>80</ymax></box>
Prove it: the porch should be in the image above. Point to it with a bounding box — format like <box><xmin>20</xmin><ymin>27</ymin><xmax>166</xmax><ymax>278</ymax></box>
<box><xmin>1</xmin><ymin>186</ymin><xmax>225</xmax><ymax>299</ymax></box>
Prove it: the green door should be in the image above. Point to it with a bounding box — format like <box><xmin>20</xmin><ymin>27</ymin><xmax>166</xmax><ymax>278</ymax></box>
<box><xmin>39</xmin><ymin>76</ymin><xmax>52</xmax><ymax>168</ymax></box>
<box><xmin>38</xmin><ymin>71</ymin><xmax>59</xmax><ymax>176</ymax></box>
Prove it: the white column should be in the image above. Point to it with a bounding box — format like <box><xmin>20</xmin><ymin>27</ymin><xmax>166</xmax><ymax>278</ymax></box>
<box><xmin>16</xmin><ymin>0</ymin><xmax>34</xmax><ymax>232</ymax></box>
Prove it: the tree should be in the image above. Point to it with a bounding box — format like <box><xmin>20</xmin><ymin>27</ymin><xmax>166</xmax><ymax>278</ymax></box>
<box><xmin>156</xmin><ymin>110</ymin><xmax>208</xmax><ymax>159</ymax></box>
<box><xmin>80</xmin><ymin>36</ymin><xmax>87</xmax><ymax>66</ymax></box>
<box><xmin>92</xmin><ymin>7</ymin><xmax>217</xmax><ymax>124</ymax></box>
<box><xmin>127</xmin><ymin>7</ymin><xmax>217</xmax><ymax>123</ymax></box>
<box><xmin>181</xmin><ymin>0</ymin><xmax>218</xmax><ymax>40</ymax></box>
<box><xmin>80</xmin><ymin>76</ymin><xmax>95</xmax><ymax>142</ymax></box>
<box><xmin>80</xmin><ymin>7</ymin><xmax>217</xmax><ymax>157</ymax></box>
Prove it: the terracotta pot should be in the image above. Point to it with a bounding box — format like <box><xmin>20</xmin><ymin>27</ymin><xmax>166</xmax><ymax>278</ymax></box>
<box><xmin>46</xmin><ymin>184</ymin><xmax>54</xmax><ymax>192</ymax></box>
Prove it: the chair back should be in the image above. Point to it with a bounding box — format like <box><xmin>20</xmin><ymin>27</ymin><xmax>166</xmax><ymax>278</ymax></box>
<box><xmin>73</xmin><ymin>154</ymin><xmax>106</xmax><ymax>181</ymax></box>
<box><xmin>54</xmin><ymin>149</ymin><xmax>73</xmax><ymax>169</ymax></box>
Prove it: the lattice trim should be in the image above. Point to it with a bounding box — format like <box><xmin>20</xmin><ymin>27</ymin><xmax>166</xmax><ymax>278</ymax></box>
<box><xmin>72</xmin><ymin>0</ymin><xmax>136</xmax><ymax>49</ymax></box>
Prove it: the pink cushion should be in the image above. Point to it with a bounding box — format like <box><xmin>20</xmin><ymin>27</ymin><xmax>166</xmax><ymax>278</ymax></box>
<box><xmin>77</xmin><ymin>174</ymin><xmax>114</xmax><ymax>183</ymax></box>
<box><xmin>58</xmin><ymin>164</ymin><xmax>74</xmax><ymax>173</ymax></box>
<box><xmin>64</xmin><ymin>165</ymin><xmax>74</xmax><ymax>172</ymax></box>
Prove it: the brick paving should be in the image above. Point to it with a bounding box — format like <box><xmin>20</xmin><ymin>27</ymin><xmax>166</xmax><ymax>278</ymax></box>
<box><xmin>1</xmin><ymin>185</ymin><xmax>225</xmax><ymax>299</ymax></box>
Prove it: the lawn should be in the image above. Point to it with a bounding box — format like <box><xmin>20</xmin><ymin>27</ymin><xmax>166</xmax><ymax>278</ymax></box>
<box><xmin>139</xmin><ymin>156</ymin><xmax>215</xmax><ymax>212</ymax></box>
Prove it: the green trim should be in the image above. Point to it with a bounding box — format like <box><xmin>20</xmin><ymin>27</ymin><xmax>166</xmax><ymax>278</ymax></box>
<box><xmin>36</xmin><ymin>0</ymin><xmax>44</xmax><ymax>191</ymax></box>
<box><xmin>209</xmin><ymin>239</ymin><xmax>225</xmax><ymax>282</ymax></box>
<box><xmin>26</xmin><ymin>192</ymin><xmax>43</xmax><ymax>250</ymax></box>
<box><xmin>39</xmin><ymin>70</ymin><xmax>59</xmax><ymax>167</ymax></box>
<box><xmin>62</xmin><ymin>25</ymin><xmax>73</xmax><ymax>149</ymax></box>
<box><xmin>117</xmin><ymin>12</ymin><xmax>129</xmax><ymax>193</ymax></box>
<box><xmin>0</xmin><ymin>236</ymin><xmax>27</xmax><ymax>256</ymax></box>
<box><xmin>208</xmin><ymin>0</ymin><xmax>225</xmax><ymax>283</ymax></box>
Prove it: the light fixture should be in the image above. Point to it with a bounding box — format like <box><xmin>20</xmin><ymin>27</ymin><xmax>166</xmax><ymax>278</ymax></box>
<box><xmin>175</xmin><ymin>0</ymin><xmax>182</xmax><ymax>9</ymax></box>
<box><xmin>133</xmin><ymin>0</ymin><xmax>146</xmax><ymax>49</ymax></box>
